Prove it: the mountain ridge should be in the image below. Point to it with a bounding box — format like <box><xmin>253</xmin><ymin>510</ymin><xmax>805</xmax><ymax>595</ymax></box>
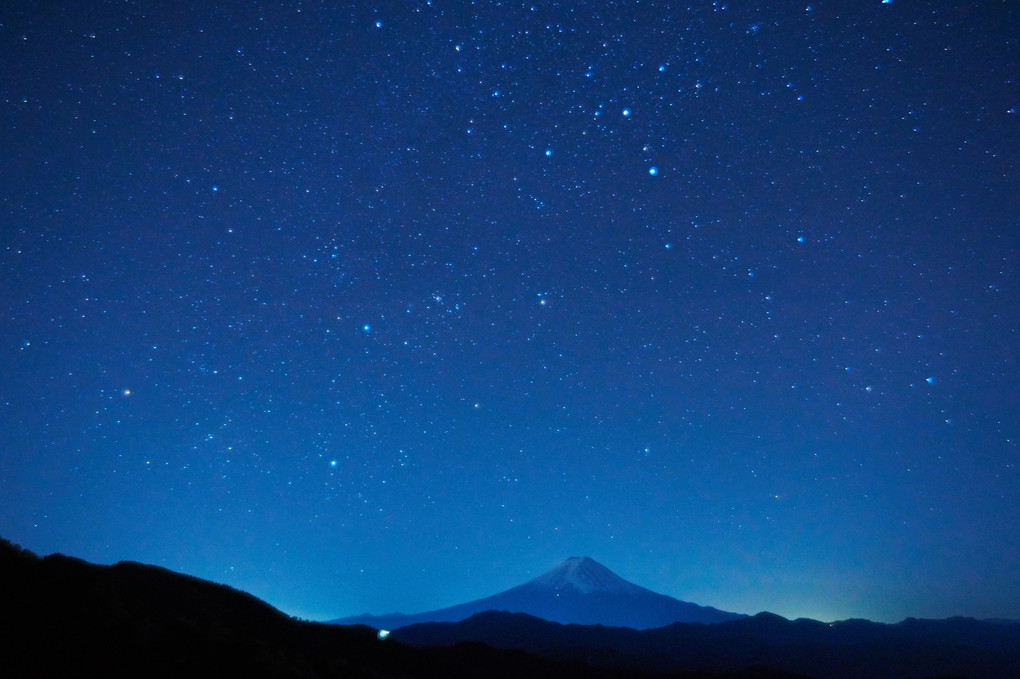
<box><xmin>4</xmin><ymin>537</ymin><xmax>1019</xmax><ymax>679</ymax></box>
<box><xmin>3</xmin><ymin>537</ymin><xmax>789</xmax><ymax>679</ymax></box>
<box><xmin>391</xmin><ymin>609</ymin><xmax>1020</xmax><ymax>679</ymax></box>
<box><xmin>330</xmin><ymin>556</ymin><xmax>746</xmax><ymax>630</ymax></box>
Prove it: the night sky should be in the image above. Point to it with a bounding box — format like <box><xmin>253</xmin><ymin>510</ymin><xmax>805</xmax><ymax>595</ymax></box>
<box><xmin>2</xmin><ymin>1</ymin><xmax>1018</xmax><ymax>624</ymax></box>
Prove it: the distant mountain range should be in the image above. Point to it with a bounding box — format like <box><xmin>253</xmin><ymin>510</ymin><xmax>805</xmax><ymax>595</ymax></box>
<box><xmin>331</xmin><ymin>556</ymin><xmax>746</xmax><ymax>629</ymax></box>
<box><xmin>391</xmin><ymin>609</ymin><xmax>1020</xmax><ymax>679</ymax></box>
<box><xmin>4</xmin><ymin>536</ymin><xmax>1019</xmax><ymax>679</ymax></box>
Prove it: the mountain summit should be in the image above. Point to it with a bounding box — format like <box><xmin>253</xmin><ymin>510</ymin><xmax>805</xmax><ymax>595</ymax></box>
<box><xmin>330</xmin><ymin>557</ymin><xmax>745</xmax><ymax>630</ymax></box>
<box><xmin>528</xmin><ymin>556</ymin><xmax>646</xmax><ymax>595</ymax></box>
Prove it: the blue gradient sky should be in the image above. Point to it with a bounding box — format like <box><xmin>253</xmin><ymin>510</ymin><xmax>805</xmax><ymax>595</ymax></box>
<box><xmin>2</xmin><ymin>1</ymin><xmax>1017</xmax><ymax>623</ymax></box>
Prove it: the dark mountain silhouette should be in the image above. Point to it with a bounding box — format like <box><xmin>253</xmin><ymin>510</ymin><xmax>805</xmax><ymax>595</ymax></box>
<box><xmin>0</xmin><ymin>537</ymin><xmax>806</xmax><ymax>679</ymax></box>
<box><xmin>331</xmin><ymin>556</ymin><xmax>745</xmax><ymax>630</ymax></box>
<box><xmin>392</xmin><ymin>609</ymin><xmax>1020</xmax><ymax>679</ymax></box>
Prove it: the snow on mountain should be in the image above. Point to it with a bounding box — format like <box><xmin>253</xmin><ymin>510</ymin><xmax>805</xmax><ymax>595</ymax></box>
<box><xmin>330</xmin><ymin>557</ymin><xmax>746</xmax><ymax>630</ymax></box>
<box><xmin>526</xmin><ymin>556</ymin><xmax>648</xmax><ymax>595</ymax></box>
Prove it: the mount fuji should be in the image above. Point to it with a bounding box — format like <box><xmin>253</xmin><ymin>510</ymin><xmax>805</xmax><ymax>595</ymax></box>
<box><xmin>330</xmin><ymin>557</ymin><xmax>746</xmax><ymax>630</ymax></box>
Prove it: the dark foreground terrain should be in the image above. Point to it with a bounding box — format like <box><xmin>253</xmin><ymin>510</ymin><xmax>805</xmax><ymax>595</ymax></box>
<box><xmin>0</xmin><ymin>538</ymin><xmax>802</xmax><ymax>678</ymax></box>
<box><xmin>2</xmin><ymin>537</ymin><xmax>1015</xmax><ymax>679</ymax></box>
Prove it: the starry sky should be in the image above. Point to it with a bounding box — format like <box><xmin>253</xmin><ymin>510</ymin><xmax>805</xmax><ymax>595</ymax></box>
<box><xmin>1</xmin><ymin>1</ymin><xmax>1018</xmax><ymax>624</ymax></box>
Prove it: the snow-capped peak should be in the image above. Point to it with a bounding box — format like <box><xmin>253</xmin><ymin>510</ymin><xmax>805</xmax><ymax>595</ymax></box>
<box><xmin>526</xmin><ymin>557</ymin><xmax>647</xmax><ymax>595</ymax></box>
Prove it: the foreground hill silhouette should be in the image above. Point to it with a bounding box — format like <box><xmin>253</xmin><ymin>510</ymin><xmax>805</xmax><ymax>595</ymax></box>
<box><xmin>0</xmin><ymin>538</ymin><xmax>804</xmax><ymax>679</ymax></box>
<box><xmin>332</xmin><ymin>556</ymin><xmax>745</xmax><ymax>629</ymax></box>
